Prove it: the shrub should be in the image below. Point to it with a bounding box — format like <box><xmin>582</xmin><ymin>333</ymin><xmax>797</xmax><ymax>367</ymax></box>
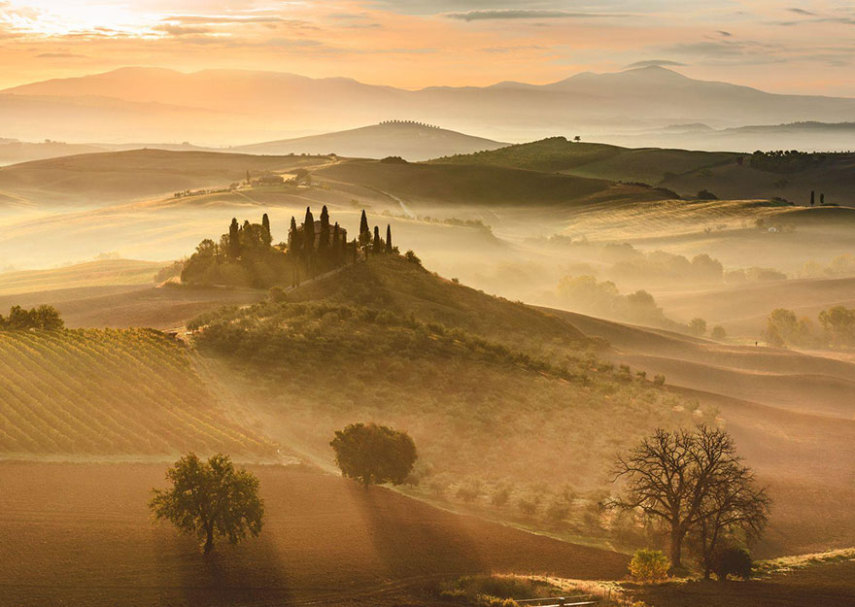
<box><xmin>711</xmin><ymin>325</ymin><xmax>726</xmax><ymax>340</ymax></box>
<box><xmin>629</xmin><ymin>549</ymin><xmax>670</xmax><ymax>583</ymax></box>
<box><xmin>653</xmin><ymin>374</ymin><xmax>666</xmax><ymax>386</ymax></box>
<box><xmin>405</xmin><ymin>250</ymin><xmax>422</xmax><ymax>266</ymax></box>
<box><xmin>711</xmin><ymin>547</ymin><xmax>753</xmax><ymax>581</ymax></box>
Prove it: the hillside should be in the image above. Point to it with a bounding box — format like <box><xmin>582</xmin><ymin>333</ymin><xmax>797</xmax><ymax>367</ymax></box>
<box><xmin>190</xmin><ymin>255</ymin><xmax>717</xmax><ymax>547</ymax></box>
<box><xmin>0</xmin><ymin>259</ymin><xmax>162</xmax><ymax>296</ymax></box>
<box><xmin>314</xmin><ymin>158</ymin><xmax>661</xmax><ymax>207</ymax></box>
<box><xmin>6</xmin><ymin>66</ymin><xmax>855</xmax><ymax>144</ymax></box>
<box><xmin>436</xmin><ymin>137</ymin><xmax>855</xmax><ymax>205</ymax></box>
<box><xmin>0</xmin><ymin>462</ymin><xmax>629</xmax><ymax>607</ymax></box>
<box><xmin>237</xmin><ymin>121</ymin><xmax>507</xmax><ymax>162</ymax></box>
<box><xmin>0</xmin><ymin>149</ymin><xmax>331</xmax><ymax>207</ymax></box>
<box><xmin>0</xmin><ymin>328</ymin><xmax>271</xmax><ymax>456</ymax></box>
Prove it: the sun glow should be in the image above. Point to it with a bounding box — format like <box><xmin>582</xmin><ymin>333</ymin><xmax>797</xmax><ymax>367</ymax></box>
<box><xmin>1</xmin><ymin>1</ymin><xmax>155</xmax><ymax>37</ymax></box>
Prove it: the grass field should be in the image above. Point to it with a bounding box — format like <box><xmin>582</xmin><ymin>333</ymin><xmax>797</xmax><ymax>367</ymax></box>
<box><xmin>0</xmin><ymin>329</ymin><xmax>271</xmax><ymax>456</ymax></box>
<box><xmin>0</xmin><ymin>462</ymin><xmax>629</xmax><ymax>607</ymax></box>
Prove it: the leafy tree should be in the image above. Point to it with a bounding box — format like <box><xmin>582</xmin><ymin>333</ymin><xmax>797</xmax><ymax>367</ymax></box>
<box><xmin>689</xmin><ymin>318</ymin><xmax>707</xmax><ymax>337</ymax></box>
<box><xmin>150</xmin><ymin>453</ymin><xmax>264</xmax><ymax>554</ymax></box>
<box><xmin>610</xmin><ymin>427</ymin><xmax>769</xmax><ymax>571</ymax></box>
<box><xmin>818</xmin><ymin>305</ymin><xmax>855</xmax><ymax>347</ymax></box>
<box><xmin>330</xmin><ymin>423</ymin><xmax>417</xmax><ymax>486</ymax></box>
<box><xmin>711</xmin><ymin>325</ymin><xmax>727</xmax><ymax>340</ymax></box>
<box><xmin>0</xmin><ymin>305</ymin><xmax>64</xmax><ymax>331</ymax></box>
<box><xmin>710</xmin><ymin>546</ymin><xmax>753</xmax><ymax>581</ymax></box>
<box><xmin>629</xmin><ymin>549</ymin><xmax>670</xmax><ymax>583</ymax></box>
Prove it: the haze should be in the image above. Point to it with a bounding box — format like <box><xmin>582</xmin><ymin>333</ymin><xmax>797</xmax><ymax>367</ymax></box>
<box><xmin>2</xmin><ymin>2</ymin><xmax>855</xmax><ymax>607</ymax></box>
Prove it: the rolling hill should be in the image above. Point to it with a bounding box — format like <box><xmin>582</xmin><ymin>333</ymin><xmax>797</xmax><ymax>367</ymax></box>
<box><xmin>0</xmin><ymin>149</ymin><xmax>332</xmax><ymax>206</ymax></box>
<box><xmin>237</xmin><ymin>121</ymin><xmax>507</xmax><ymax>161</ymax></box>
<box><xmin>436</xmin><ymin>137</ymin><xmax>855</xmax><ymax>206</ymax></box>
<box><xmin>6</xmin><ymin>65</ymin><xmax>855</xmax><ymax>144</ymax></box>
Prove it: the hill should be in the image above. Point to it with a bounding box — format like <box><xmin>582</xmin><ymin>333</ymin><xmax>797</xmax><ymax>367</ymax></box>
<box><xmin>189</xmin><ymin>254</ymin><xmax>717</xmax><ymax>546</ymax></box>
<box><xmin>0</xmin><ymin>328</ymin><xmax>272</xmax><ymax>456</ymax></box>
<box><xmin>237</xmin><ymin>121</ymin><xmax>507</xmax><ymax>161</ymax></box>
<box><xmin>0</xmin><ymin>462</ymin><xmax>629</xmax><ymax>606</ymax></box>
<box><xmin>314</xmin><ymin>158</ymin><xmax>663</xmax><ymax>208</ymax></box>
<box><xmin>0</xmin><ymin>149</ymin><xmax>332</xmax><ymax>207</ymax></box>
<box><xmin>0</xmin><ymin>259</ymin><xmax>162</xmax><ymax>296</ymax></box>
<box><xmin>6</xmin><ymin>65</ymin><xmax>855</xmax><ymax>144</ymax></box>
<box><xmin>435</xmin><ymin>137</ymin><xmax>855</xmax><ymax>205</ymax></box>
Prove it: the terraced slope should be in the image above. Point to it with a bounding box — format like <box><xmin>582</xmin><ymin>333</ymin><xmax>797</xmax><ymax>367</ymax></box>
<box><xmin>0</xmin><ymin>329</ymin><xmax>272</xmax><ymax>456</ymax></box>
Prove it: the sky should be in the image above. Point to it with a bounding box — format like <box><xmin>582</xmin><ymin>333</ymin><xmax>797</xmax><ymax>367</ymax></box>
<box><xmin>1</xmin><ymin>0</ymin><xmax>855</xmax><ymax>95</ymax></box>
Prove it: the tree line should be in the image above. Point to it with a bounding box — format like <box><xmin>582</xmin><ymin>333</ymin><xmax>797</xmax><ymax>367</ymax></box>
<box><xmin>0</xmin><ymin>305</ymin><xmax>63</xmax><ymax>331</ymax></box>
<box><xmin>180</xmin><ymin>207</ymin><xmax>397</xmax><ymax>289</ymax></box>
<box><xmin>764</xmin><ymin>305</ymin><xmax>855</xmax><ymax>348</ymax></box>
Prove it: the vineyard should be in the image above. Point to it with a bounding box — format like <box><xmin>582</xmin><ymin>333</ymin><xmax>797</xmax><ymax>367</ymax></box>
<box><xmin>0</xmin><ymin>329</ymin><xmax>273</xmax><ymax>456</ymax></box>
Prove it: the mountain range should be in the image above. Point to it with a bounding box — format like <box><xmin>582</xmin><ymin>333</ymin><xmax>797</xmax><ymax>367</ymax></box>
<box><xmin>4</xmin><ymin>66</ymin><xmax>855</xmax><ymax>146</ymax></box>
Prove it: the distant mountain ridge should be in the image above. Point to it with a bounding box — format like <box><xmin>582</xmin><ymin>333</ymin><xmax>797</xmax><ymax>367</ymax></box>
<box><xmin>4</xmin><ymin>66</ymin><xmax>855</xmax><ymax>145</ymax></box>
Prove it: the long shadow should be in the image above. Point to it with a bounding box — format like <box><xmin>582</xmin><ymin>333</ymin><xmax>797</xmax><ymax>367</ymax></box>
<box><xmin>345</xmin><ymin>481</ymin><xmax>486</xmax><ymax>583</ymax></box>
<box><xmin>156</xmin><ymin>531</ymin><xmax>294</xmax><ymax>607</ymax></box>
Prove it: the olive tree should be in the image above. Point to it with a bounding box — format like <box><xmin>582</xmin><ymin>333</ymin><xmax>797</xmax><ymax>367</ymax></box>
<box><xmin>330</xmin><ymin>423</ymin><xmax>417</xmax><ymax>486</ymax></box>
<box><xmin>150</xmin><ymin>453</ymin><xmax>264</xmax><ymax>554</ymax></box>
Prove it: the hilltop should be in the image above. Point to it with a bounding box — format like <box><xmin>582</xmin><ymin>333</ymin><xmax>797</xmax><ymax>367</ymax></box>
<box><xmin>237</xmin><ymin>121</ymin><xmax>507</xmax><ymax>162</ymax></box>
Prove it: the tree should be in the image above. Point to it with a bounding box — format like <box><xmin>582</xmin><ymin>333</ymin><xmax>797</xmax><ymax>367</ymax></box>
<box><xmin>820</xmin><ymin>193</ymin><xmax>825</xmax><ymax>205</ymax></box>
<box><xmin>330</xmin><ymin>423</ymin><xmax>417</xmax><ymax>486</ymax></box>
<box><xmin>689</xmin><ymin>318</ymin><xmax>707</xmax><ymax>337</ymax></box>
<box><xmin>318</xmin><ymin>205</ymin><xmax>330</xmax><ymax>254</ymax></box>
<box><xmin>710</xmin><ymin>546</ymin><xmax>753</xmax><ymax>581</ymax></box>
<box><xmin>810</xmin><ymin>190</ymin><xmax>815</xmax><ymax>206</ymax></box>
<box><xmin>359</xmin><ymin>210</ymin><xmax>371</xmax><ymax>247</ymax></box>
<box><xmin>711</xmin><ymin>325</ymin><xmax>727</xmax><ymax>340</ymax></box>
<box><xmin>386</xmin><ymin>224</ymin><xmax>393</xmax><ymax>253</ymax></box>
<box><xmin>150</xmin><ymin>453</ymin><xmax>264</xmax><ymax>554</ymax></box>
<box><xmin>373</xmin><ymin>225</ymin><xmax>382</xmax><ymax>253</ymax></box>
<box><xmin>261</xmin><ymin>213</ymin><xmax>272</xmax><ymax>247</ymax></box>
<box><xmin>629</xmin><ymin>549</ymin><xmax>670</xmax><ymax>583</ymax></box>
<box><xmin>303</xmin><ymin>207</ymin><xmax>315</xmax><ymax>256</ymax></box>
<box><xmin>228</xmin><ymin>217</ymin><xmax>241</xmax><ymax>259</ymax></box>
<box><xmin>610</xmin><ymin>426</ymin><xmax>769</xmax><ymax>571</ymax></box>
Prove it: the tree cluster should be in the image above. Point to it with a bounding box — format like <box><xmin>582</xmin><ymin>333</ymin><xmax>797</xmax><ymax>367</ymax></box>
<box><xmin>611</xmin><ymin>426</ymin><xmax>770</xmax><ymax>578</ymax></box>
<box><xmin>0</xmin><ymin>305</ymin><xmax>64</xmax><ymax>331</ymax></box>
<box><xmin>181</xmin><ymin>208</ymin><xmax>396</xmax><ymax>289</ymax></box>
<box><xmin>764</xmin><ymin>305</ymin><xmax>855</xmax><ymax>349</ymax></box>
<box><xmin>749</xmin><ymin>150</ymin><xmax>827</xmax><ymax>173</ymax></box>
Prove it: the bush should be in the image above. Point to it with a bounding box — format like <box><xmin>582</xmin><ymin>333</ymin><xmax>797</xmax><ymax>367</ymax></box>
<box><xmin>629</xmin><ymin>548</ymin><xmax>670</xmax><ymax>583</ymax></box>
<box><xmin>711</xmin><ymin>546</ymin><xmax>753</xmax><ymax>581</ymax></box>
<box><xmin>405</xmin><ymin>250</ymin><xmax>422</xmax><ymax>266</ymax></box>
<box><xmin>711</xmin><ymin>325</ymin><xmax>726</xmax><ymax>340</ymax></box>
<box><xmin>653</xmin><ymin>374</ymin><xmax>666</xmax><ymax>386</ymax></box>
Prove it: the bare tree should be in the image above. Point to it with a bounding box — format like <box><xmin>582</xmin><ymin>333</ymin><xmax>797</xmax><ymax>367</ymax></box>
<box><xmin>610</xmin><ymin>426</ymin><xmax>769</xmax><ymax>571</ymax></box>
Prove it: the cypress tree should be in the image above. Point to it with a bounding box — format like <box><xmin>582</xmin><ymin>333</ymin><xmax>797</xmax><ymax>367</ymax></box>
<box><xmin>386</xmin><ymin>224</ymin><xmax>393</xmax><ymax>254</ymax></box>
<box><xmin>304</xmin><ymin>207</ymin><xmax>315</xmax><ymax>257</ymax></box>
<box><xmin>821</xmin><ymin>193</ymin><xmax>825</xmax><ymax>205</ymax></box>
<box><xmin>373</xmin><ymin>225</ymin><xmax>382</xmax><ymax>253</ymax></box>
<box><xmin>359</xmin><ymin>210</ymin><xmax>371</xmax><ymax>246</ymax></box>
<box><xmin>810</xmin><ymin>190</ymin><xmax>815</xmax><ymax>206</ymax></box>
<box><xmin>261</xmin><ymin>213</ymin><xmax>272</xmax><ymax>247</ymax></box>
<box><xmin>288</xmin><ymin>216</ymin><xmax>300</xmax><ymax>253</ymax></box>
<box><xmin>332</xmin><ymin>223</ymin><xmax>341</xmax><ymax>262</ymax></box>
<box><xmin>228</xmin><ymin>217</ymin><xmax>241</xmax><ymax>259</ymax></box>
<box><xmin>319</xmin><ymin>206</ymin><xmax>330</xmax><ymax>253</ymax></box>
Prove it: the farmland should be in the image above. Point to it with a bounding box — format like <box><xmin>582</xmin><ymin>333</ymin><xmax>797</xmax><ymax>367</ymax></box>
<box><xmin>0</xmin><ymin>329</ymin><xmax>272</xmax><ymax>456</ymax></box>
<box><xmin>0</xmin><ymin>462</ymin><xmax>629</xmax><ymax>607</ymax></box>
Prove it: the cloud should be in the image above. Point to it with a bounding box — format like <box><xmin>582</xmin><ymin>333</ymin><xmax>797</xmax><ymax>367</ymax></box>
<box><xmin>446</xmin><ymin>9</ymin><xmax>625</xmax><ymax>21</ymax></box>
<box><xmin>36</xmin><ymin>52</ymin><xmax>87</xmax><ymax>59</ymax></box>
<box><xmin>788</xmin><ymin>8</ymin><xmax>816</xmax><ymax>16</ymax></box>
<box><xmin>624</xmin><ymin>59</ymin><xmax>686</xmax><ymax>69</ymax></box>
<box><xmin>717</xmin><ymin>30</ymin><xmax>732</xmax><ymax>37</ymax></box>
<box><xmin>162</xmin><ymin>15</ymin><xmax>288</xmax><ymax>25</ymax></box>
<box><xmin>155</xmin><ymin>24</ymin><xmax>213</xmax><ymax>36</ymax></box>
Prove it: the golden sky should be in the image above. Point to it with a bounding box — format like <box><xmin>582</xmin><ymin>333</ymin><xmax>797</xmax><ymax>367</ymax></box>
<box><xmin>1</xmin><ymin>0</ymin><xmax>855</xmax><ymax>95</ymax></box>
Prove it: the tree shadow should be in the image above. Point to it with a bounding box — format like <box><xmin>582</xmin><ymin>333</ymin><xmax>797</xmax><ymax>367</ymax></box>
<box><xmin>345</xmin><ymin>481</ymin><xmax>486</xmax><ymax>582</ymax></box>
